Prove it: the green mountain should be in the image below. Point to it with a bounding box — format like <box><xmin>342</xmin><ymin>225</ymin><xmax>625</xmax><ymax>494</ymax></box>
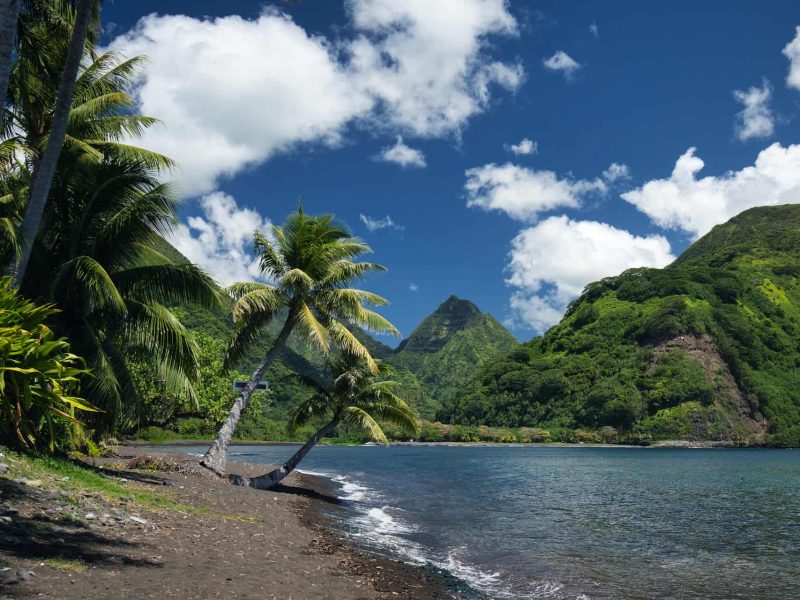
<box><xmin>441</xmin><ymin>205</ymin><xmax>800</xmax><ymax>446</ymax></box>
<box><xmin>386</xmin><ymin>296</ymin><xmax>519</xmax><ymax>414</ymax></box>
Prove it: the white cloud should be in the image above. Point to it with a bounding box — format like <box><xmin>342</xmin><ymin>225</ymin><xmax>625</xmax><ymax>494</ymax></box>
<box><xmin>622</xmin><ymin>143</ymin><xmax>800</xmax><ymax>238</ymax></box>
<box><xmin>167</xmin><ymin>192</ymin><xmax>271</xmax><ymax>285</ymax></box>
<box><xmin>464</xmin><ymin>162</ymin><xmax>606</xmax><ymax>221</ymax></box>
<box><xmin>506</xmin><ymin>216</ymin><xmax>674</xmax><ymax>331</ymax></box>
<box><xmin>542</xmin><ymin>51</ymin><xmax>581</xmax><ymax>78</ymax></box>
<box><xmin>360</xmin><ymin>213</ymin><xmax>403</xmax><ymax>232</ymax></box>
<box><xmin>109</xmin><ymin>1</ymin><xmax>522</xmax><ymax>196</ymax></box>
<box><xmin>602</xmin><ymin>162</ymin><xmax>630</xmax><ymax>182</ymax></box>
<box><xmin>783</xmin><ymin>26</ymin><xmax>800</xmax><ymax>91</ymax></box>
<box><xmin>375</xmin><ymin>136</ymin><xmax>426</xmax><ymax>168</ymax></box>
<box><xmin>589</xmin><ymin>22</ymin><xmax>599</xmax><ymax>38</ymax></box>
<box><xmin>506</xmin><ymin>137</ymin><xmax>538</xmax><ymax>155</ymax></box>
<box><xmin>409</xmin><ymin>283</ymin><xmax>419</xmax><ymax>292</ymax></box>
<box><xmin>733</xmin><ymin>80</ymin><xmax>775</xmax><ymax>141</ymax></box>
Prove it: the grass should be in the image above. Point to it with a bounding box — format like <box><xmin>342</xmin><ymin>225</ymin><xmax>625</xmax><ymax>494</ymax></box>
<box><xmin>1</xmin><ymin>447</ymin><xmax>201</xmax><ymax>514</ymax></box>
<box><xmin>42</xmin><ymin>557</ymin><xmax>87</xmax><ymax>572</ymax></box>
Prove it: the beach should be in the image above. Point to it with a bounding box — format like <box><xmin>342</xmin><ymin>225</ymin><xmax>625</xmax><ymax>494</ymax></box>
<box><xmin>0</xmin><ymin>448</ymin><xmax>456</xmax><ymax>600</ymax></box>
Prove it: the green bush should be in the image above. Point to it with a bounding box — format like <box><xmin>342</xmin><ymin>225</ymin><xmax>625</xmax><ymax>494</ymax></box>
<box><xmin>0</xmin><ymin>279</ymin><xmax>91</xmax><ymax>452</ymax></box>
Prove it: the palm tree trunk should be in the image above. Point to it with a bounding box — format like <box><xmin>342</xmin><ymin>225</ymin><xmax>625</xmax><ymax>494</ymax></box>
<box><xmin>200</xmin><ymin>315</ymin><xmax>294</xmax><ymax>476</ymax></box>
<box><xmin>0</xmin><ymin>0</ymin><xmax>20</xmax><ymax>112</ymax></box>
<box><xmin>231</xmin><ymin>416</ymin><xmax>340</xmax><ymax>490</ymax></box>
<box><xmin>8</xmin><ymin>0</ymin><xmax>94</xmax><ymax>285</ymax></box>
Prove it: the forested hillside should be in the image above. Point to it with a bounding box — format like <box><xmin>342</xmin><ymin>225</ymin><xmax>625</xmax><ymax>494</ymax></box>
<box><xmin>441</xmin><ymin>205</ymin><xmax>800</xmax><ymax>446</ymax></box>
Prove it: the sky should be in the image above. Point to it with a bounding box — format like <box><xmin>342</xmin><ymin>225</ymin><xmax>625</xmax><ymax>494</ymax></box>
<box><xmin>100</xmin><ymin>0</ymin><xmax>800</xmax><ymax>343</ymax></box>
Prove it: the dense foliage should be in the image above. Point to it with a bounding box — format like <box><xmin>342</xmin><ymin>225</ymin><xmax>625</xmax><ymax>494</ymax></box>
<box><xmin>442</xmin><ymin>206</ymin><xmax>800</xmax><ymax>446</ymax></box>
<box><xmin>0</xmin><ymin>278</ymin><xmax>91</xmax><ymax>451</ymax></box>
<box><xmin>0</xmin><ymin>3</ymin><xmax>220</xmax><ymax>446</ymax></box>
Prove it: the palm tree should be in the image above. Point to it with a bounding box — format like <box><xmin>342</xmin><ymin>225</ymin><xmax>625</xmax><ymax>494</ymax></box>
<box><xmin>0</xmin><ymin>0</ymin><xmax>20</xmax><ymax>111</ymax></box>
<box><xmin>201</xmin><ymin>208</ymin><xmax>399</xmax><ymax>475</ymax></box>
<box><xmin>9</xmin><ymin>0</ymin><xmax>98</xmax><ymax>284</ymax></box>
<box><xmin>231</xmin><ymin>355</ymin><xmax>419</xmax><ymax>490</ymax></box>
<box><xmin>1</xmin><ymin>36</ymin><xmax>220</xmax><ymax>433</ymax></box>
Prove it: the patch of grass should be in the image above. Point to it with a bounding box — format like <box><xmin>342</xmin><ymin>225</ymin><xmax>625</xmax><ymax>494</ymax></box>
<box><xmin>0</xmin><ymin>447</ymin><xmax>199</xmax><ymax>514</ymax></box>
<box><xmin>42</xmin><ymin>557</ymin><xmax>87</xmax><ymax>572</ymax></box>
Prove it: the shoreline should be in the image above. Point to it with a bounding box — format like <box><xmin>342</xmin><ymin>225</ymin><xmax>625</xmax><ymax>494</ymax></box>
<box><xmin>0</xmin><ymin>446</ymin><xmax>459</xmax><ymax>599</ymax></box>
<box><xmin>124</xmin><ymin>438</ymin><xmax>770</xmax><ymax>449</ymax></box>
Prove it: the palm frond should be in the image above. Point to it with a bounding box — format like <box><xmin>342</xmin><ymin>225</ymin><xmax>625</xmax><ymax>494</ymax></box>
<box><xmin>327</xmin><ymin>320</ymin><xmax>377</xmax><ymax>373</ymax></box>
<box><xmin>113</xmin><ymin>263</ymin><xmax>222</xmax><ymax>311</ymax></box>
<box><xmin>50</xmin><ymin>256</ymin><xmax>127</xmax><ymax>317</ymax></box>
<box><xmin>232</xmin><ymin>287</ymin><xmax>283</xmax><ymax>325</ymax></box>
<box><xmin>294</xmin><ymin>301</ymin><xmax>331</xmax><ymax>354</ymax></box>
<box><xmin>341</xmin><ymin>406</ymin><xmax>388</xmax><ymax>444</ymax></box>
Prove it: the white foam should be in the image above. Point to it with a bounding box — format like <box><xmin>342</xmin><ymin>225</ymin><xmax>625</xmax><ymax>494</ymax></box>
<box><xmin>299</xmin><ymin>469</ymin><xmax>575</xmax><ymax>600</ymax></box>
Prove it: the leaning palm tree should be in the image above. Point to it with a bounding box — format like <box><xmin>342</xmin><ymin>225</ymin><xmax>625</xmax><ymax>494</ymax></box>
<box><xmin>10</xmin><ymin>0</ymin><xmax>98</xmax><ymax>284</ymax></box>
<box><xmin>230</xmin><ymin>355</ymin><xmax>419</xmax><ymax>490</ymax></box>
<box><xmin>200</xmin><ymin>208</ymin><xmax>399</xmax><ymax>475</ymax></box>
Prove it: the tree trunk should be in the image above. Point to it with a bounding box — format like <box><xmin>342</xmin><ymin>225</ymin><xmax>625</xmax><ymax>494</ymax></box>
<box><xmin>200</xmin><ymin>315</ymin><xmax>294</xmax><ymax>476</ymax></box>
<box><xmin>7</xmin><ymin>0</ymin><xmax>94</xmax><ymax>285</ymax></box>
<box><xmin>0</xmin><ymin>0</ymin><xmax>20</xmax><ymax>112</ymax></box>
<box><xmin>230</xmin><ymin>416</ymin><xmax>340</xmax><ymax>490</ymax></box>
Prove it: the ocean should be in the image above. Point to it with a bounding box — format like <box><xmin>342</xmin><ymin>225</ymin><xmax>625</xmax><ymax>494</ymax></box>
<box><xmin>163</xmin><ymin>444</ymin><xmax>800</xmax><ymax>599</ymax></box>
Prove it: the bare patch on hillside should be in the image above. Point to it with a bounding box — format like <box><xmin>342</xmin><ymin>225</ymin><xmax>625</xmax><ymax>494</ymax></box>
<box><xmin>651</xmin><ymin>334</ymin><xmax>767</xmax><ymax>440</ymax></box>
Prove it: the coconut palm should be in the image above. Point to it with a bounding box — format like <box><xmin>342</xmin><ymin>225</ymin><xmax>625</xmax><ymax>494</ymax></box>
<box><xmin>201</xmin><ymin>208</ymin><xmax>399</xmax><ymax>475</ymax></box>
<box><xmin>231</xmin><ymin>355</ymin><xmax>419</xmax><ymax>490</ymax></box>
<box><xmin>10</xmin><ymin>0</ymin><xmax>98</xmax><ymax>284</ymax></box>
<box><xmin>2</xmin><ymin>36</ymin><xmax>219</xmax><ymax>433</ymax></box>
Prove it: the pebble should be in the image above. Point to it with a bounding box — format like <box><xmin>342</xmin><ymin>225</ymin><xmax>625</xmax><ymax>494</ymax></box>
<box><xmin>85</xmin><ymin>512</ymin><xmax>97</xmax><ymax>520</ymax></box>
<box><xmin>0</xmin><ymin>463</ymin><xmax>9</xmax><ymax>473</ymax></box>
<box><xmin>129</xmin><ymin>516</ymin><xmax>150</xmax><ymax>526</ymax></box>
<box><xmin>0</xmin><ymin>516</ymin><xmax>12</xmax><ymax>524</ymax></box>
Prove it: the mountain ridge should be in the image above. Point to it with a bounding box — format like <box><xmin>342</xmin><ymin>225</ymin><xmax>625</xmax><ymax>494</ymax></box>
<box><xmin>442</xmin><ymin>204</ymin><xmax>800</xmax><ymax>446</ymax></box>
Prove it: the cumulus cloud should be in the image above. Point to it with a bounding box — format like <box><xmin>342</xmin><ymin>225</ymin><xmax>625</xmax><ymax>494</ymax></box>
<box><xmin>506</xmin><ymin>138</ymin><xmax>538</xmax><ymax>155</ymax></box>
<box><xmin>621</xmin><ymin>143</ymin><xmax>800</xmax><ymax>238</ymax></box>
<box><xmin>783</xmin><ymin>26</ymin><xmax>800</xmax><ymax>91</ymax></box>
<box><xmin>542</xmin><ymin>51</ymin><xmax>581</xmax><ymax>78</ymax></box>
<box><xmin>108</xmin><ymin>1</ymin><xmax>522</xmax><ymax>196</ymax></box>
<box><xmin>375</xmin><ymin>136</ymin><xmax>426</xmax><ymax>168</ymax></box>
<box><xmin>506</xmin><ymin>216</ymin><xmax>674</xmax><ymax>331</ymax></box>
<box><xmin>409</xmin><ymin>283</ymin><xmax>419</xmax><ymax>292</ymax></box>
<box><xmin>733</xmin><ymin>80</ymin><xmax>775</xmax><ymax>141</ymax></box>
<box><xmin>360</xmin><ymin>213</ymin><xmax>403</xmax><ymax>232</ymax></box>
<box><xmin>167</xmin><ymin>192</ymin><xmax>271</xmax><ymax>285</ymax></box>
<box><xmin>602</xmin><ymin>162</ymin><xmax>630</xmax><ymax>182</ymax></box>
<box><xmin>464</xmin><ymin>162</ymin><xmax>606</xmax><ymax>221</ymax></box>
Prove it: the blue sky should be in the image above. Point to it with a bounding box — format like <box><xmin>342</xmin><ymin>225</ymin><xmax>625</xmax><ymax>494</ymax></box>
<box><xmin>102</xmin><ymin>1</ymin><xmax>800</xmax><ymax>342</ymax></box>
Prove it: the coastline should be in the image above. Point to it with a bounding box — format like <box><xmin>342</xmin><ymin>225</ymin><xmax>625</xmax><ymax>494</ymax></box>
<box><xmin>123</xmin><ymin>438</ymin><xmax>761</xmax><ymax>449</ymax></box>
<box><xmin>0</xmin><ymin>447</ymin><xmax>458</xmax><ymax>599</ymax></box>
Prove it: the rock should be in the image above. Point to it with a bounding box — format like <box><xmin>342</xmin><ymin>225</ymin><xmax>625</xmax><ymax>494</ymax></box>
<box><xmin>0</xmin><ymin>463</ymin><xmax>9</xmax><ymax>473</ymax></box>
<box><xmin>128</xmin><ymin>516</ymin><xmax>149</xmax><ymax>526</ymax></box>
<box><xmin>0</xmin><ymin>516</ymin><xmax>12</xmax><ymax>524</ymax></box>
<box><xmin>0</xmin><ymin>569</ymin><xmax>34</xmax><ymax>585</ymax></box>
<box><xmin>85</xmin><ymin>512</ymin><xmax>97</xmax><ymax>520</ymax></box>
<box><xmin>13</xmin><ymin>478</ymin><xmax>42</xmax><ymax>488</ymax></box>
<box><xmin>16</xmin><ymin>569</ymin><xmax>34</xmax><ymax>582</ymax></box>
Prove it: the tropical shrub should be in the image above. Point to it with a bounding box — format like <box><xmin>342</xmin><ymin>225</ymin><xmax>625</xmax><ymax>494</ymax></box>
<box><xmin>0</xmin><ymin>278</ymin><xmax>91</xmax><ymax>451</ymax></box>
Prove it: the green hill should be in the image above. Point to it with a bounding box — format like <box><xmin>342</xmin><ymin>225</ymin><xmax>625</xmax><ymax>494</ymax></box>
<box><xmin>441</xmin><ymin>205</ymin><xmax>800</xmax><ymax>446</ymax></box>
<box><xmin>387</xmin><ymin>296</ymin><xmax>519</xmax><ymax>413</ymax></box>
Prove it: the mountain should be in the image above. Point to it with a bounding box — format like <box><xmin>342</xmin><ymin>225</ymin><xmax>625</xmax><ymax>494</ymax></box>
<box><xmin>441</xmin><ymin>205</ymin><xmax>800</xmax><ymax>446</ymax></box>
<box><xmin>386</xmin><ymin>296</ymin><xmax>519</xmax><ymax>413</ymax></box>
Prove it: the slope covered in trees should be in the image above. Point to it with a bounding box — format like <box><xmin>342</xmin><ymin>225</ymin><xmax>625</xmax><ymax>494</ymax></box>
<box><xmin>441</xmin><ymin>205</ymin><xmax>800</xmax><ymax>446</ymax></box>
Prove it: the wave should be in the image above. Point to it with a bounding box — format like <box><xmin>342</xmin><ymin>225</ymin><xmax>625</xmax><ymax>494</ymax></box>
<box><xmin>298</xmin><ymin>469</ymin><xmax>577</xmax><ymax>600</ymax></box>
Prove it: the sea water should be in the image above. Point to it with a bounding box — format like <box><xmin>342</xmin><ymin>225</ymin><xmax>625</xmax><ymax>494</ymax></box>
<box><xmin>163</xmin><ymin>445</ymin><xmax>800</xmax><ymax>599</ymax></box>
